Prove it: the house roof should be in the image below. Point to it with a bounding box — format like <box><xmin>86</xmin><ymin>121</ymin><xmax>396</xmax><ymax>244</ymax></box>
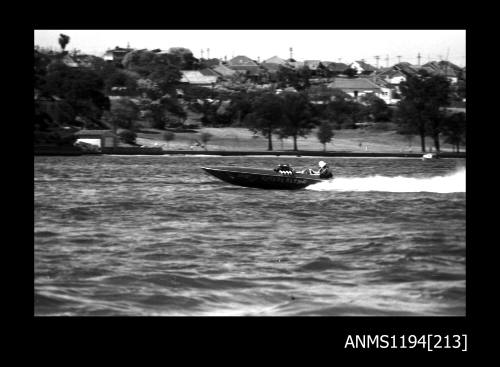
<box><xmin>212</xmin><ymin>64</ymin><xmax>237</xmax><ymax>77</ymax></box>
<box><xmin>352</xmin><ymin>60</ymin><xmax>377</xmax><ymax>71</ymax></box>
<box><xmin>327</xmin><ymin>77</ymin><xmax>382</xmax><ymax>91</ymax></box>
<box><xmin>228</xmin><ymin>55</ymin><xmax>258</xmax><ymax>66</ymax></box>
<box><xmin>304</xmin><ymin>60</ymin><xmax>322</xmax><ymax>69</ymax></box>
<box><xmin>288</xmin><ymin>61</ymin><xmax>305</xmax><ymax>69</ymax></box>
<box><xmin>264</xmin><ymin>56</ymin><xmax>288</xmax><ymax>65</ymax></box>
<box><xmin>327</xmin><ymin>62</ymin><xmax>349</xmax><ymax>72</ymax></box>
<box><xmin>180</xmin><ymin>71</ymin><xmax>218</xmax><ymax>84</ymax></box>
<box><xmin>199</xmin><ymin>68</ymin><xmax>220</xmax><ymax>77</ymax></box>
<box><xmin>260</xmin><ymin>63</ymin><xmax>281</xmax><ymax>72</ymax></box>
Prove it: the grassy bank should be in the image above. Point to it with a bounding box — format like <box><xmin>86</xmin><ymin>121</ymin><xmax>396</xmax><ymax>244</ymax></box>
<box><xmin>136</xmin><ymin>127</ymin><xmax>464</xmax><ymax>154</ymax></box>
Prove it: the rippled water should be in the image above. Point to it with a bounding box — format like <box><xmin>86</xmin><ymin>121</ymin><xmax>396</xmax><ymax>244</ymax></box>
<box><xmin>34</xmin><ymin>155</ymin><xmax>466</xmax><ymax>316</ymax></box>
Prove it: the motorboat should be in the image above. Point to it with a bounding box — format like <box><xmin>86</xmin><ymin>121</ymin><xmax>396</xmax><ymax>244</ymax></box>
<box><xmin>201</xmin><ymin>165</ymin><xmax>331</xmax><ymax>190</ymax></box>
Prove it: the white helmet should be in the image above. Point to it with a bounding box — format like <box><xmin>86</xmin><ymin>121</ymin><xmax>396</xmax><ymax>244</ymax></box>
<box><xmin>318</xmin><ymin>161</ymin><xmax>326</xmax><ymax>168</ymax></box>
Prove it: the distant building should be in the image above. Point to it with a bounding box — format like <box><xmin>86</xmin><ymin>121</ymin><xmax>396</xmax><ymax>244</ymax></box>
<box><xmin>263</xmin><ymin>56</ymin><xmax>289</xmax><ymax>65</ymax></box>
<box><xmin>326</xmin><ymin>62</ymin><xmax>350</xmax><ymax>74</ymax></box>
<box><xmin>350</xmin><ymin>60</ymin><xmax>378</xmax><ymax>75</ymax></box>
<box><xmin>421</xmin><ymin>61</ymin><xmax>459</xmax><ymax>84</ymax></box>
<box><xmin>211</xmin><ymin>64</ymin><xmax>237</xmax><ymax>78</ymax></box>
<box><xmin>227</xmin><ymin>55</ymin><xmax>261</xmax><ymax>75</ymax></box>
<box><xmin>327</xmin><ymin>77</ymin><xmax>393</xmax><ymax>104</ymax></box>
<box><xmin>303</xmin><ymin>60</ymin><xmax>323</xmax><ymax>70</ymax></box>
<box><xmin>287</xmin><ymin>59</ymin><xmax>305</xmax><ymax>69</ymax></box>
<box><xmin>376</xmin><ymin>69</ymin><xmax>407</xmax><ymax>86</ymax></box>
<box><xmin>61</xmin><ymin>54</ymin><xmax>79</xmax><ymax>67</ymax></box>
<box><xmin>74</xmin><ymin>130</ymin><xmax>118</xmax><ymax>148</ymax></box>
<box><xmin>180</xmin><ymin>70</ymin><xmax>218</xmax><ymax>85</ymax></box>
<box><xmin>103</xmin><ymin>46</ymin><xmax>134</xmax><ymax>63</ymax></box>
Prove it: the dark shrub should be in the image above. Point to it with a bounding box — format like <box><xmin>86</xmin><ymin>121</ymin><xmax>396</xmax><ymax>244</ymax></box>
<box><xmin>119</xmin><ymin>129</ymin><xmax>137</xmax><ymax>144</ymax></box>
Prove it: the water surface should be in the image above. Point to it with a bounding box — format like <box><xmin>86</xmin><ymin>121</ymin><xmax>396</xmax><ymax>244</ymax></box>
<box><xmin>34</xmin><ymin>156</ymin><xmax>466</xmax><ymax>316</ymax></box>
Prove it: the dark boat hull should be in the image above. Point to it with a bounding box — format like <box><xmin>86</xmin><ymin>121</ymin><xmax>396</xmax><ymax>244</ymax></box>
<box><xmin>202</xmin><ymin>166</ymin><xmax>326</xmax><ymax>190</ymax></box>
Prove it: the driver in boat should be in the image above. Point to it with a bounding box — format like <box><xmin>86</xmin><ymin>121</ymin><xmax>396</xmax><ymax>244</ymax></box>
<box><xmin>304</xmin><ymin>161</ymin><xmax>333</xmax><ymax>178</ymax></box>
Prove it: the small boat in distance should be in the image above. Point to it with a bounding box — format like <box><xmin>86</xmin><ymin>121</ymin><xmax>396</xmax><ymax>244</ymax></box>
<box><xmin>202</xmin><ymin>166</ymin><xmax>329</xmax><ymax>190</ymax></box>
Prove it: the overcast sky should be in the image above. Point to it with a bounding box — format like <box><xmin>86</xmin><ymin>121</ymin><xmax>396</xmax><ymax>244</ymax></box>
<box><xmin>34</xmin><ymin>29</ymin><xmax>466</xmax><ymax>67</ymax></box>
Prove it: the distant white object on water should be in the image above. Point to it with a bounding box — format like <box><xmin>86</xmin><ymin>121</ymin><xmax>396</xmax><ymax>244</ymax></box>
<box><xmin>422</xmin><ymin>153</ymin><xmax>435</xmax><ymax>160</ymax></box>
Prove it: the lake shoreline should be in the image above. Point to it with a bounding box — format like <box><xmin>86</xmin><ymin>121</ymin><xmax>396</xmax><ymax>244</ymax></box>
<box><xmin>34</xmin><ymin>147</ymin><xmax>466</xmax><ymax>159</ymax></box>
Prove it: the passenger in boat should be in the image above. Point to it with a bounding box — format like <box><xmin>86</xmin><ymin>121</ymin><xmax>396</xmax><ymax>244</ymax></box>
<box><xmin>317</xmin><ymin>161</ymin><xmax>333</xmax><ymax>178</ymax></box>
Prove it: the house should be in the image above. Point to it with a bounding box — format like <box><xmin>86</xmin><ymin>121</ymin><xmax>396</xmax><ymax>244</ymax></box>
<box><xmin>103</xmin><ymin>46</ymin><xmax>134</xmax><ymax>63</ymax></box>
<box><xmin>263</xmin><ymin>56</ymin><xmax>289</xmax><ymax>66</ymax></box>
<box><xmin>393</xmin><ymin>62</ymin><xmax>420</xmax><ymax>76</ymax></box>
<box><xmin>180</xmin><ymin>70</ymin><xmax>218</xmax><ymax>85</ymax></box>
<box><xmin>327</xmin><ymin>62</ymin><xmax>350</xmax><ymax>74</ymax></box>
<box><xmin>227</xmin><ymin>55</ymin><xmax>261</xmax><ymax>75</ymax></box>
<box><xmin>211</xmin><ymin>64</ymin><xmax>237</xmax><ymax>78</ymax></box>
<box><xmin>421</xmin><ymin>61</ymin><xmax>459</xmax><ymax>84</ymax></box>
<box><xmin>303</xmin><ymin>60</ymin><xmax>323</xmax><ymax>70</ymax></box>
<box><xmin>286</xmin><ymin>59</ymin><xmax>305</xmax><ymax>69</ymax></box>
<box><xmin>74</xmin><ymin>130</ymin><xmax>119</xmax><ymax>148</ymax></box>
<box><xmin>376</xmin><ymin>69</ymin><xmax>407</xmax><ymax>85</ymax></box>
<box><xmin>199</xmin><ymin>68</ymin><xmax>221</xmax><ymax>78</ymax></box>
<box><xmin>61</xmin><ymin>54</ymin><xmax>79</xmax><ymax>67</ymax></box>
<box><xmin>327</xmin><ymin>77</ymin><xmax>393</xmax><ymax>103</ymax></box>
<box><xmin>350</xmin><ymin>60</ymin><xmax>378</xmax><ymax>75</ymax></box>
<box><xmin>260</xmin><ymin>62</ymin><xmax>289</xmax><ymax>74</ymax></box>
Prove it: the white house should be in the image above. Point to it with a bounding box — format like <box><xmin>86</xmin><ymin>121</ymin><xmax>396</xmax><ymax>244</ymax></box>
<box><xmin>349</xmin><ymin>60</ymin><xmax>377</xmax><ymax>75</ymax></box>
<box><xmin>74</xmin><ymin>130</ymin><xmax>118</xmax><ymax>148</ymax></box>
<box><xmin>180</xmin><ymin>71</ymin><xmax>218</xmax><ymax>86</ymax></box>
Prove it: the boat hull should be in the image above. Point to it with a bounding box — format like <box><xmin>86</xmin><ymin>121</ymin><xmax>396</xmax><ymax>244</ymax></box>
<box><xmin>202</xmin><ymin>166</ymin><xmax>325</xmax><ymax>190</ymax></box>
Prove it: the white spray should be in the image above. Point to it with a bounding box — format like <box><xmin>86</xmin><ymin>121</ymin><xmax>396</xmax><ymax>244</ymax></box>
<box><xmin>307</xmin><ymin>168</ymin><xmax>465</xmax><ymax>193</ymax></box>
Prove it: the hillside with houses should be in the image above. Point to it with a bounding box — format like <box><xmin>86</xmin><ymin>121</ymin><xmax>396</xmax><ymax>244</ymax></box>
<box><xmin>34</xmin><ymin>38</ymin><xmax>466</xmax><ymax>155</ymax></box>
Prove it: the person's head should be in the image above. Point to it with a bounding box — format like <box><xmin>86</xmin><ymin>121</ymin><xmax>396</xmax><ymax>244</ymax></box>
<box><xmin>318</xmin><ymin>161</ymin><xmax>327</xmax><ymax>168</ymax></box>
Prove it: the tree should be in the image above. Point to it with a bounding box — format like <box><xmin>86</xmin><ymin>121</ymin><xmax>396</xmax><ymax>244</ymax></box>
<box><xmin>119</xmin><ymin>129</ymin><xmax>137</xmax><ymax>145</ymax></box>
<box><xmin>200</xmin><ymin>132</ymin><xmax>213</xmax><ymax>150</ymax></box>
<box><xmin>163</xmin><ymin>131</ymin><xmax>176</xmax><ymax>149</ymax></box>
<box><xmin>360</xmin><ymin>94</ymin><xmax>392</xmax><ymax>122</ymax></box>
<box><xmin>317</xmin><ymin>121</ymin><xmax>334</xmax><ymax>151</ymax></box>
<box><xmin>58</xmin><ymin>34</ymin><xmax>70</xmax><ymax>51</ymax></box>
<box><xmin>109</xmin><ymin>97</ymin><xmax>139</xmax><ymax>130</ymax></box>
<box><xmin>43</xmin><ymin>63</ymin><xmax>110</xmax><ymax>124</ymax></box>
<box><xmin>276</xmin><ymin>65</ymin><xmax>310</xmax><ymax>91</ymax></box>
<box><xmin>244</xmin><ymin>93</ymin><xmax>285</xmax><ymax>151</ymax></box>
<box><xmin>104</xmin><ymin>69</ymin><xmax>138</xmax><ymax>96</ymax></box>
<box><xmin>441</xmin><ymin>112</ymin><xmax>466</xmax><ymax>152</ymax></box>
<box><xmin>122</xmin><ymin>49</ymin><xmax>181</xmax><ymax>95</ymax></box>
<box><xmin>344</xmin><ymin>67</ymin><xmax>358</xmax><ymax>78</ymax></box>
<box><xmin>323</xmin><ymin>92</ymin><xmax>364</xmax><ymax>129</ymax></box>
<box><xmin>398</xmin><ymin>70</ymin><xmax>451</xmax><ymax>152</ymax></box>
<box><xmin>280</xmin><ymin>92</ymin><xmax>315</xmax><ymax>151</ymax></box>
<box><xmin>167</xmin><ymin>47</ymin><xmax>199</xmax><ymax>69</ymax></box>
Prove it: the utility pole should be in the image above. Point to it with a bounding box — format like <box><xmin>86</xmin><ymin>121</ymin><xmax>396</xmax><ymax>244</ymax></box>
<box><xmin>207</xmin><ymin>48</ymin><xmax>210</xmax><ymax>59</ymax></box>
<box><xmin>397</xmin><ymin>55</ymin><xmax>402</xmax><ymax>63</ymax></box>
<box><xmin>374</xmin><ymin>55</ymin><xmax>380</xmax><ymax>68</ymax></box>
<box><xmin>417</xmin><ymin>52</ymin><xmax>421</xmax><ymax>66</ymax></box>
<box><xmin>289</xmin><ymin>47</ymin><xmax>293</xmax><ymax>60</ymax></box>
<box><xmin>385</xmin><ymin>54</ymin><xmax>389</xmax><ymax>67</ymax></box>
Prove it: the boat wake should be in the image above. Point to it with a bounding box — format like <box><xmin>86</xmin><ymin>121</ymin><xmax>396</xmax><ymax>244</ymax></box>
<box><xmin>307</xmin><ymin>168</ymin><xmax>465</xmax><ymax>193</ymax></box>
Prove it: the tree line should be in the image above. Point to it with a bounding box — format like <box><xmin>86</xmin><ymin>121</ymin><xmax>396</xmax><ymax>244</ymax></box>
<box><xmin>396</xmin><ymin>69</ymin><xmax>466</xmax><ymax>152</ymax></box>
<box><xmin>35</xmin><ymin>34</ymin><xmax>465</xmax><ymax>152</ymax></box>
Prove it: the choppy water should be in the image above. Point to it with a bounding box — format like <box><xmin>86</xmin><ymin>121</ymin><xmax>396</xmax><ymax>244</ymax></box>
<box><xmin>34</xmin><ymin>155</ymin><xmax>466</xmax><ymax>316</ymax></box>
